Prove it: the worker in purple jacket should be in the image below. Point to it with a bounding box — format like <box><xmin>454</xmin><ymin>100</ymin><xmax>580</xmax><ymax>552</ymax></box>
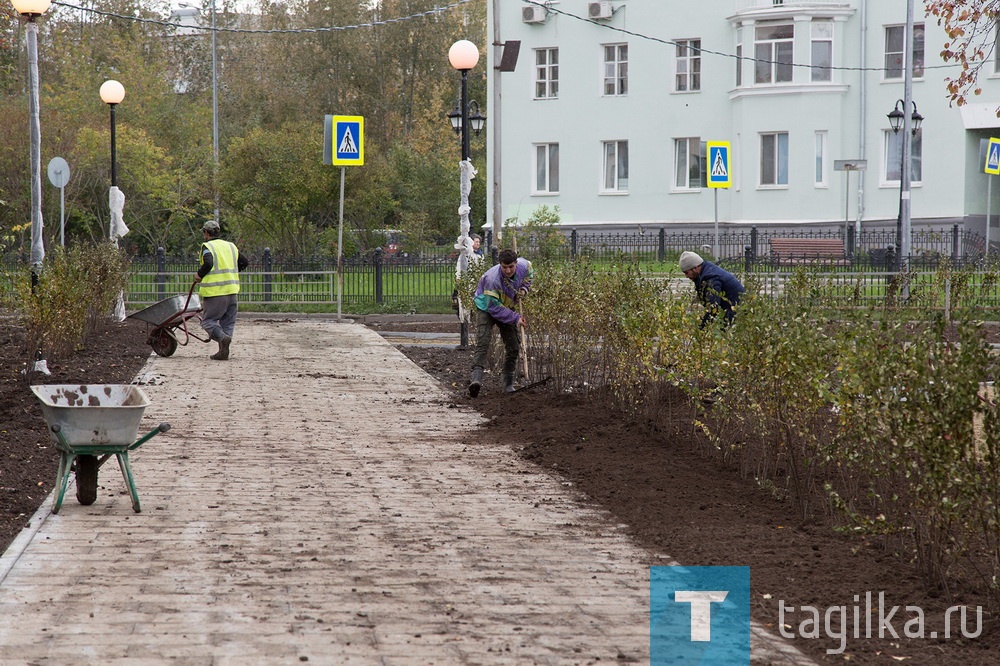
<box><xmin>468</xmin><ymin>249</ymin><xmax>533</xmax><ymax>397</ymax></box>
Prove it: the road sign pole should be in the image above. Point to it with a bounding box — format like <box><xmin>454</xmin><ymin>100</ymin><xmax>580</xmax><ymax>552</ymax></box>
<box><xmin>988</xmin><ymin>175</ymin><xmax>993</xmax><ymax>256</ymax></box>
<box><xmin>713</xmin><ymin>189</ymin><xmax>719</xmax><ymax>258</ymax></box>
<box><xmin>337</xmin><ymin>166</ymin><xmax>345</xmax><ymax>322</ymax></box>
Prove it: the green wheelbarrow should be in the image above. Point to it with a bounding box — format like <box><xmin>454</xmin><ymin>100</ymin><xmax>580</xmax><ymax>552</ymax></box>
<box><xmin>31</xmin><ymin>384</ymin><xmax>170</xmax><ymax>514</ymax></box>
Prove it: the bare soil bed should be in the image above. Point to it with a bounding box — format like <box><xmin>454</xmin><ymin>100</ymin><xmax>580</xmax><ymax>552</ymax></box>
<box><xmin>1</xmin><ymin>316</ymin><xmax>997</xmax><ymax>664</ymax></box>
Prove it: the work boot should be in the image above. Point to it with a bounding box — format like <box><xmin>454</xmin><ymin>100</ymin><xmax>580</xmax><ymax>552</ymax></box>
<box><xmin>211</xmin><ymin>335</ymin><xmax>231</xmax><ymax>361</ymax></box>
<box><xmin>503</xmin><ymin>372</ymin><xmax>515</xmax><ymax>394</ymax></box>
<box><xmin>468</xmin><ymin>366</ymin><xmax>483</xmax><ymax>398</ymax></box>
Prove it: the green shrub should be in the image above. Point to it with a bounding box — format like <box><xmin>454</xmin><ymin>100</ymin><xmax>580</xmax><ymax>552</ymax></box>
<box><xmin>1</xmin><ymin>243</ymin><xmax>129</xmax><ymax>361</ymax></box>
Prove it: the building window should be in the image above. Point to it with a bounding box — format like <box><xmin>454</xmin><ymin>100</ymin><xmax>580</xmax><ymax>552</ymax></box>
<box><xmin>534</xmin><ymin>48</ymin><xmax>559</xmax><ymax>99</ymax></box>
<box><xmin>675</xmin><ymin>39</ymin><xmax>701</xmax><ymax>92</ymax></box>
<box><xmin>995</xmin><ymin>21</ymin><xmax>1000</xmax><ymax>73</ymax></box>
<box><xmin>602</xmin><ymin>140</ymin><xmax>629</xmax><ymax>192</ymax></box>
<box><xmin>674</xmin><ymin>138</ymin><xmax>706</xmax><ymax>189</ymax></box>
<box><xmin>811</xmin><ymin>20</ymin><xmax>833</xmax><ymax>82</ymax></box>
<box><xmin>736</xmin><ymin>28</ymin><xmax>743</xmax><ymax>87</ymax></box>
<box><xmin>534</xmin><ymin>143</ymin><xmax>560</xmax><ymax>194</ymax></box>
<box><xmin>760</xmin><ymin>132</ymin><xmax>789</xmax><ymax>186</ymax></box>
<box><xmin>815</xmin><ymin>131</ymin><xmax>827</xmax><ymax>186</ymax></box>
<box><xmin>884</xmin><ymin>129</ymin><xmax>923</xmax><ymax>184</ymax></box>
<box><xmin>603</xmin><ymin>43</ymin><xmax>628</xmax><ymax>96</ymax></box>
<box><xmin>885</xmin><ymin>24</ymin><xmax>925</xmax><ymax>79</ymax></box>
<box><xmin>755</xmin><ymin>22</ymin><xmax>794</xmax><ymax>84</ymax></box>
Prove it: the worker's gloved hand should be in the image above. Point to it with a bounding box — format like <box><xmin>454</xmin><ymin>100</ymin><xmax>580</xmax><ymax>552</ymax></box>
<box><xmin>193</xmin><ymin>275</ymin><xmax>202</xmax><ymax>283</ymax></box>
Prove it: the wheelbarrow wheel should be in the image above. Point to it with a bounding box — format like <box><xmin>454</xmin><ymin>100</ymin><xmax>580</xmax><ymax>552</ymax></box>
<box><xmin>75</xmin><ymin>455</ymin><xmax>99</xmax><ymax>505</ymax></box>
<box><xmin>150</xmin><ymin>329</ymin><xmax>178</xmax><ymax>357</ymax></box>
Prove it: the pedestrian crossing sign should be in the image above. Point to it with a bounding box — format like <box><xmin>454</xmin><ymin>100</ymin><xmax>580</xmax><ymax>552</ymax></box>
<box><xmin>328</xmin><ymin>115</ymin><xmax>364</xmax><ymax>166</ymax></box>
<box><xmin>707</xmin><ymin>141</ymin><xmax>732</xmax><ymax>188</ymax></box>
<box><xmin>986</xmin><ymin>137</ymin><xmax>1000</xmax><ymax>175</ymax></box>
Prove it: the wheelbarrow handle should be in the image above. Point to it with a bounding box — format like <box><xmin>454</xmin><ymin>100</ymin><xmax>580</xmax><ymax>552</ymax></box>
<box><xmin>183</xmin><ymin>281</ymin><xmax>199</xmax><ymax>311</ymax></box>
<box><xmin>128</xmin><ymin>422</ymin><xmax>171</xmax><ymax>451</ymax></box>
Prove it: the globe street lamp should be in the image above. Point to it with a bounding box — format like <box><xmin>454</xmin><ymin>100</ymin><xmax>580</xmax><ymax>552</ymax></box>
<box><xmin>11</xmin><ymin>0</ymin><xmax>51</xmax><ymax>288</ymax></box>
<box><xmin>887</xmin><ymin>99</ymin><xmax>923</xmax><ymax>273</ymax></box>
<box><xmin>448</xmin><ymin>39</ymin><xmax>486</xmax><ymax>349</ymax></box>
<box><xmin>100</xmin><ymin>79</ymin><xmax>128</xmax><ymax>320</ymax></box>
<box><xmin>100</xmin><ymin>80</ymin><xmax>125</xmax><ymax>189</ymax></box>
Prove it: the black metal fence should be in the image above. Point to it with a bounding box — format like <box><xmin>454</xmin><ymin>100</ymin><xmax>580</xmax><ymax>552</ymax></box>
<box><xmin>0</xmin><ymin>225</ymin><xmax>995</xmax><ymax>310</ymax></box>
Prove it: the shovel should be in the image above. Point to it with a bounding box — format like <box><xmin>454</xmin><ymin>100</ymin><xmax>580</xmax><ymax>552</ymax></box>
<box><xmin>511</xmin><ymin>310</ymin><xmax>550</xmax><ymax>393</ymax></box>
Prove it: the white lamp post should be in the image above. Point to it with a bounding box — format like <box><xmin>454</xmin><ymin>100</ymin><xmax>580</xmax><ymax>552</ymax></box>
<box><xmin>448</xmin><ymin>39</ymin><xmax>486</xmax><ymax>349</ymax></box>
<box><xmin>11</xmin><ymin>0</ymin><xmax>51</xmax><ymax>288</ymax></box>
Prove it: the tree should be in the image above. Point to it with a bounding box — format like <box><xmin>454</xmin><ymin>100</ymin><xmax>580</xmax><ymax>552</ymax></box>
<box><xmin>927</xmin><ymin>0</ymin><xmax>1000</xmax><ymax>106</ymax></box>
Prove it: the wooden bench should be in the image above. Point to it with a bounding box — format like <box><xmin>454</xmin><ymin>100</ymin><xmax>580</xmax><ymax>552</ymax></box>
<box><xmin>768</xmin><ymin>238</ymin><xmax>850</xmax><ymax>266</ymax></box>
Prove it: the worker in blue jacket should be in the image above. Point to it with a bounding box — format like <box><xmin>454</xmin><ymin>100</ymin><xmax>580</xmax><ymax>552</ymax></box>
<box><xmin>679</xmin><ymin>251</ymin><xmax>745</xmax><ymax>329</ymax></box>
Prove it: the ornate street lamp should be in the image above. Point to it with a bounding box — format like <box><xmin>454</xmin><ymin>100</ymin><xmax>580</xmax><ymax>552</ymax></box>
<box><xmin>11</xmin><ymin>0</ymin><xmax>51</xmax><ymax>288</ymax></box>
<box><xmin>888</xmin><ymin>99</ymin><xmax>923</xmax><ymax>273</ymax></box>
<box><xmin>448</xmin><ymin>39</ymin><xmax>487</xmax><ymax>349</ymax></box>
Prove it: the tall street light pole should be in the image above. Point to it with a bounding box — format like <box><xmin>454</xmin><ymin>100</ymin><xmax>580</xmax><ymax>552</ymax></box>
<box><xmin>449</xmin><ymin>39</ymin><xmax>486</xmax><ymax>350</ymax></box>
<box><xmin>100</xmin><ymin>80</ymin><xmax>124</xmax><ymax>190</ymax></box>
<box><xmin>11</xmin><ymin>0</ymin><xmax>51</xmax><ymax>289</ymax></box>
<box><xmin>101</xmin><ymin>79</ymin><xmax>128</xmax><ymax>320</ymax></box>
<box><xmin>211</xmin><ymin>0</ymin><xmax>219</xmax><ymax>225</ymax></box>
<box><xmin>888</xmin><ymin>99</ymin><xmax>922</xmax><ymax>274</ymax></box>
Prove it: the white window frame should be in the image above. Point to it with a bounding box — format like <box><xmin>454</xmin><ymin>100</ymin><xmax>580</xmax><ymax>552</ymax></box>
<box><xmin>602</xmin><ymin>140</ymin><xmax>629</xmax><ymax>193</ymax></box>
<box><xmin>675</xmin><ymin>39</ymin><xmax>701</xmax><ymax>92</ymax></box>
<box><xmin>602</xmin><ymin>43</ymin><xmax>628</xmax><ymax>96</ymax></box>
<box><xmin>882</xmin><ymin>129</ymin><xmax>923</xmax><ymax>186</ymax></box>
<box><xmin>754</xmin><ymin>22</ymin><xmax>794</xmax><ymax>84</ymax></box>
<box><xmin>811</xmin><ymin>20</ymin><xmax>833</xmax><ymax>82</ymax></box>
<box><xmin>995</xmin><ymin>20</ymin><xmax>1000</xmax><ymax>74</ymax></box>
<box><xmin>533</xmin><ymin>143</ymin><xmax>560</xmax><ymax>194</ymax></box>
<box><xmin>884</xmin><ymin>23</ymin><xmax>925</xmax><ymax>80</ymax></box>
<box><xmin>814</xmin><ymin>131</ymin><xmax>828</xmax><ymax>187</ymax></box>
<box><xmin>534</xmin><ymin>47</ymin><xmax>559</xmax><ymax>99</ymax></box>
<box><xmin>760</xmin><ymin>132</ymin><xmax>789</xmax><ymax>188</ymax></box>
<box><xmin>674</xmin><ymin>137</ymin><xmax>706</xmax><ymax>190</ymax></box>
<box><xmin>736</xmin><ymin>28</ymin><xmax>743</xmax><ymax>87</ymax></box>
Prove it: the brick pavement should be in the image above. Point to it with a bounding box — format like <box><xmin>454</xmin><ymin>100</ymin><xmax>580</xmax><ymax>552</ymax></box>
<box><xmin>0</xmin><ymin>320</ymin><xmax>813</xmax><ymax>665</ymax></box>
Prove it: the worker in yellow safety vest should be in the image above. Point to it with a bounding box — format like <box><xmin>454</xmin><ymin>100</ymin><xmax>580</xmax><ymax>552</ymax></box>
<box><xmin>194</xmin><ymin>220</ymin><xmax>249</xmax><ymax>360</ymax></box>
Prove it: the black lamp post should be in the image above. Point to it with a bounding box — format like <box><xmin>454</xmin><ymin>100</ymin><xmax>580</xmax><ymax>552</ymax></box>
<box><xmin>888</xmin><ymin>99</ymin><xmax>923</xmax><ymax>271</ymax></box>
<box><xmin>448</xmin><ymin>40</ymin><xmax>486</xmax><ymax>349</ymax></box>
<box><xmin>100</xmin><ymin>80</ymin><xmax>125</xmax><ymax>190</ymax></box>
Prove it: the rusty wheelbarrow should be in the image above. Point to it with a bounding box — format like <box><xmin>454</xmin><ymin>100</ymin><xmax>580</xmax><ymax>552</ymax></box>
<box><xmin>128</xmin><ymin>282</ymin><xmax>207</xmax><ymax>357</ymax></box>
<box><xmin>31</xmin><ymin>384</ymin><xmax>170</xmax><ymax>513</ymax></box>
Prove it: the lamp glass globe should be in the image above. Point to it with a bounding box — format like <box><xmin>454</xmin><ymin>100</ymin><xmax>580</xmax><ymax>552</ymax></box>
<box><xmin>11</xmin><ymin>0</ymin><xmax>51</xmax><ymax>15</ymax></box>
<box><xmin>449</xmin><ymin>40</ymin><xmax>480</xmax><ymax>71</ymax></box>
<box><xmin>100</xmin><ymin>80</ymin><xmax>126</xmax><ymax>105</ymax></box>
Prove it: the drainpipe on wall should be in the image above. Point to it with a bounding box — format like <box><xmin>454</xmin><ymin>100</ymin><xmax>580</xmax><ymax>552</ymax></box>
<box><xmin>856</xmin><ymin>0</ymin><xmax>867</xmax><ymax>240</ymax></box>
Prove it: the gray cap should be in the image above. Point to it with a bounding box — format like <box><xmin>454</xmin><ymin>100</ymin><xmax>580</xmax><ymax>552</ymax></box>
<box><xmin>202</xmin><ymin>220</ymin><xmax>220</xmax><ymax>233</ymax></box>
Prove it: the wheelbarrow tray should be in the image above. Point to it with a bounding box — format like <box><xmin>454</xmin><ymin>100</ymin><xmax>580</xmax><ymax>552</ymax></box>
<box><xmin>130</xmin><ymin>293</ymin><xmax>202</xmax><ymax>326</ymax></box>
<box><xmin>30</xmin><ymin>384</ymin><xmax>150</xmax><ymax>449</ymax></box>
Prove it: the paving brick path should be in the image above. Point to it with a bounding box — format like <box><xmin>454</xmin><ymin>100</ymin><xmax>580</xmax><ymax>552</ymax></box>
<box><xmin>0</xmin><ymin>320</ymin><xmax>812</xmax><ymax>664</ymax></box>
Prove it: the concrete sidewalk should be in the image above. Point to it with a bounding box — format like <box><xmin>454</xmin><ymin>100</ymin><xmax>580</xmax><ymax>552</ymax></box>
<box><xmin>0</xmin><ymin>320</ymin><xmax>812</xmax><ymax>664</ymax></box>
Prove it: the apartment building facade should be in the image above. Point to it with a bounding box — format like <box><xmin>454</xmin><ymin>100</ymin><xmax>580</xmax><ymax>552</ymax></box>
<box><xmin>486</xmin><ymin>0</ymin><xmax>1000</xmax><ymax>243</ymax></box>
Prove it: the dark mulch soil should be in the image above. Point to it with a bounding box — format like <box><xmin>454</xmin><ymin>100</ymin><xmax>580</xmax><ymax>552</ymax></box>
<box><xmin>2</xmin><ymin>316</ymin><xmax>998</xmax><ymax>664</ymax></box>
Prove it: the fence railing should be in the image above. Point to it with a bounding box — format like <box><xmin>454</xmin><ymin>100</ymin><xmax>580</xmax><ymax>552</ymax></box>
<box><xmin>1</xmin><ymin>225</ymin><xmax>996</xmax><ymax>311</ymax></box>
